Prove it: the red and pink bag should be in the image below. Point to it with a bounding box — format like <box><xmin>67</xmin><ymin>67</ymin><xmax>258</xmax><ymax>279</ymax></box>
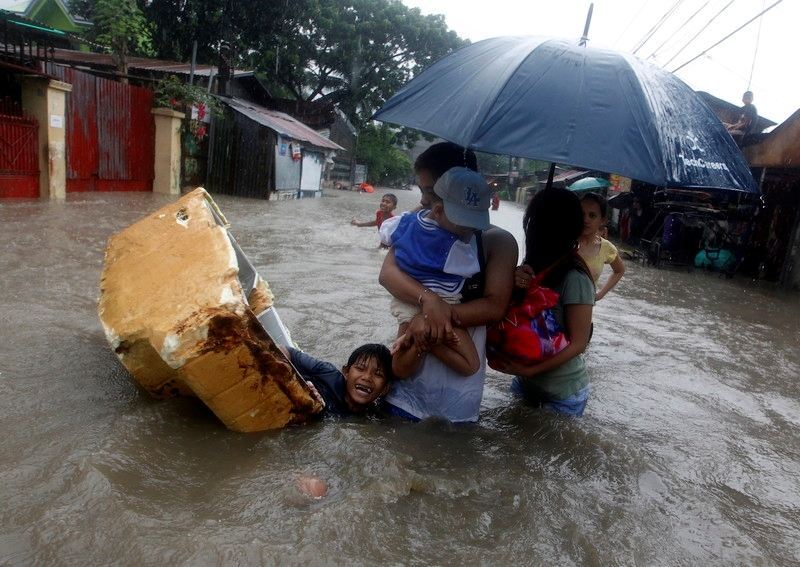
<box><xmin>487</xmin><ymin>267</ymin><xmax>569</xmax><ymax>369</ymax></box>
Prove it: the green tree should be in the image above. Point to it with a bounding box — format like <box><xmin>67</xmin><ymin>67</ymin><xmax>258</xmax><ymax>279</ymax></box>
<box><xmin>91</xmin><ymin>0</ymin><xmax>154</xmax><ymax>79</ymax></box>
<box><xmin>356</xmin><ymin>124</ymin><xmax>413</xmax><ymax>186</ymax></box>
<box><xmin>101</xmin><ymin>0</ymin><xmax>465</xmax><ymax>126</ymax></box>
<box><xmin>140</xmin><ymin>0</ymin><xmax>268</xmax><ymax>67</ymax></box>
<box><xmin>250</xmin><ymin>0</ymin><xmax>465</xmax><ymax>125</ymax></box>
<box><xmin>476</xmin><ymin>152</ymin><xmax>511</xmax><ymax>175</ymax></box>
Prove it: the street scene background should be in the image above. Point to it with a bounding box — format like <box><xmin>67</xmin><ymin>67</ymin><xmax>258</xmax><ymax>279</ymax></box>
<box><xmin>1</xmin><ymin>188</ymin><xmax>798</xmax><ymax>564</ymax></box>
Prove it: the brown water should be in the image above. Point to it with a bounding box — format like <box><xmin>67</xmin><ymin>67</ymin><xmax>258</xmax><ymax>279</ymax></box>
<box><xmin>1</xmin><ymin>189</ymin><xmax>799</xmax><ymax>565</ymax></box>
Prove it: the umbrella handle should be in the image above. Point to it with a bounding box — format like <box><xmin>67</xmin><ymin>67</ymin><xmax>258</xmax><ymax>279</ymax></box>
<box><xmin>545</xmin><ymin>163</ymin><xmax>556</xmax><ymax>191</ymax></box>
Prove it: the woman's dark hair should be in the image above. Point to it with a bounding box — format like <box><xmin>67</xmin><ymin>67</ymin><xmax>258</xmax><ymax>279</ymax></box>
<box><xmin>346</xmin><ymin>343</ymin><xmax>395</xmax><ymax>382</ymax></box>
<box><xmin>580</xmin><ymin>192</ymin><xmax>608</xmax><ymax>219</ymax></box>
<box><xmin>414</xmin><ymin>142</ymin><xmax>478</xmax><ymax>180</ymax></box>
<box><xmin>523</xmin><ymin>188</ymin><xmax>592</xmax><ymax>288</ymax></box>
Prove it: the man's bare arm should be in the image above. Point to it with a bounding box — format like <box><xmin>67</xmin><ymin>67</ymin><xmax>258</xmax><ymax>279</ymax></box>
<box><xmin>451</xmin><ymin>227</ymin><xmax>518</xmax><ymax>328</ymax></box>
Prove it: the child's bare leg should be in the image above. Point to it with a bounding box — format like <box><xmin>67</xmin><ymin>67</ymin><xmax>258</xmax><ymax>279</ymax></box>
<box><xmin>429</xmin><ymin>327</ymin><xmax>480</xmax><ymax>376</ymax></box>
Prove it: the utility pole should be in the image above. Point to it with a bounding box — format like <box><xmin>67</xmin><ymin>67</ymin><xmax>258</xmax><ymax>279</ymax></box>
<box><xmin>217</xmin><ymin>0</ymin><xmax>233</xmax><ymax>96</ymax></box>
<box><xmin>189</xmin><ymin>40</ymin><xmax>197</xmax><ymax>86</ymax></box>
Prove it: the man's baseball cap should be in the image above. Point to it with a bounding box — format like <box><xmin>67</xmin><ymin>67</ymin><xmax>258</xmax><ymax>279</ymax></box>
<box><xmin>433</xmin><ymin>167</ymin><xmax>491</xmax><ymax>230</ymax></box>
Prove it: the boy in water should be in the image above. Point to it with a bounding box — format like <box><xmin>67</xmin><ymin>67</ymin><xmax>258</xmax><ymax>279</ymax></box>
<box><xmin>279</xmin><ymin>343</ymin><xmax>394</xmax><ymax>417</ymax></box>
<box><xmin>350</xmin><ymin>193</ymin><xmax>398</xmax><ymax>229</ymax></box>
<box><xmin>379</xmin><ymin>166</ymin><xmax>491</xmax><ymax>379</ymax></box>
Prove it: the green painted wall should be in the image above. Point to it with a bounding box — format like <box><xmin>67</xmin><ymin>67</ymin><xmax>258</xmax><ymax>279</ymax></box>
<box><xmin>26</xmin><ymin>0</ymin><xmax>89</xmax><ymax>33</ymax></box>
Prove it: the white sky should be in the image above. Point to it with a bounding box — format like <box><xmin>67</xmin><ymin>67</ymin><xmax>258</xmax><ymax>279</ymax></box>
<box><xmin>401</xmin><ymin>0</ymin><xmax>798</xmax><ymax>125</ymax></box>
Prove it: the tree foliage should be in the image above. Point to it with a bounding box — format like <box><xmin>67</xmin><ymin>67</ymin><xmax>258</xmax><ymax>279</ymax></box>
<box><xmin>74</xmin><ymin>0</ymin><xmax>465</xmax><ymax>157</ymax></box>
<box><xmin>90</xmin><ymin>0</ymin><xmax>154</xmax><ymax>76</ymax></box>
<box><xmin>154</xmin><ymin>75</ymin><xmax>222</xmax><ymax>115</ymax></box>
<box><xmin>134</xmin><ymin>0</ymin><xmax>464</xmax><ymax>126</ymax></box>
<box><xmin>254</xmin><ymin>0</ymin><xmax>465</xmax><ymax>125</ymax></box>
<box><xmin>356</xmin><ymin>124</ymin><xmax>413</xmax><ymax>185</ymax></box>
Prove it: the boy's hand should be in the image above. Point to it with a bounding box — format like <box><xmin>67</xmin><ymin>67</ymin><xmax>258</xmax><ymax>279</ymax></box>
<box><xmin>405</xmin><ymin>314</ymin><xmax>433</xmax><ymax>347</ymax></box>
<box><xmin>350</xmin><ymin>218</ymin><xmax>358</xmax><ymax>226</ymax></box>
<box><xmin>419</xmin><ymin>293</ymin><xmax>454</xmax><ymax>344</ymax></box>
<box><xmin>514</xmin><ymin>264</ymin><xmax>534</xmax><ymax>289</ymax></box>
<box><xmin>390</xmin><ymin>332</ymin><xmax>412</xmax><ymax>355</ymax></box>
<box><xmin>443</xmin><ymin>329</ymin><xmax>460</xmax><ymax>348</ymax></box>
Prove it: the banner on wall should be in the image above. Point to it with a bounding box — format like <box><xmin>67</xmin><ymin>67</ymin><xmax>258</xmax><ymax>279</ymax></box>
<box><xmin>609</xmin><ymin>173</ymin><xmax>632</xmax><ymax>192</ymax></box>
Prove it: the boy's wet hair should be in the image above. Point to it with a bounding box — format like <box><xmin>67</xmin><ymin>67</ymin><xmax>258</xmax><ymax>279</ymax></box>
<box><xmin>345</xmin><ymin>343</ymin><xmax>395</xmax><ymax>382</ymax></box>
<box><xmin>580</xmin><ymin>192</ymin><xmax>608</xmax><ymax>219</ymax></box>
<box><xmin>383</xmin><ymin>193</ymin><xmax>398</xmax><ymax>206</ymax></box>
<box><xmin>415</xmin><ymin>142</ymin><xmax>478</xmax><ymax>181</ymax></box>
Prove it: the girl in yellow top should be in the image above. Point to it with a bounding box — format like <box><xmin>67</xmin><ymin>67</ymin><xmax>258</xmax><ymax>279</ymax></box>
<box><xmin>578</xmin><ymin>193</ymin><xmax>625</xmax><ymax>301</ymax></box>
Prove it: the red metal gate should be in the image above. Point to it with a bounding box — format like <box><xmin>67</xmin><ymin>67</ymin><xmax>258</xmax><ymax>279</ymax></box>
<box><xmin>49</xmin><ymin>66</ymin><xmax>155</xmax><ymax>192</ymax></box>
<box><xmin>0</xmin><ymin>111</ymin><xmax>39</xmax><ymax>198</ymax></box>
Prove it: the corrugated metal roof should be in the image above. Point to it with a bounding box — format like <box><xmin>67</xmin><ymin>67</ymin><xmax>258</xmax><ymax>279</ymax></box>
<box><xmin>50</xmin><ymin>48</ymin><xmax>253</xmax><ymax>77</ymax></box>
<box><xmin>224</xmin><ymin>97</ymin><xmax>344</xmax><ymax>152</ymax></box>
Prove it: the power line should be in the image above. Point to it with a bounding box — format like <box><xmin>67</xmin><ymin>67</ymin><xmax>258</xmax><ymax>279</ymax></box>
<box><xmin>646</xmin><ymin>0</ymin><xmax>711</xmax><ymax>61</ymax></box>
<box><xmin>613</xmin><ymin>0</ymin><xmax>652</xmax><ymax>48</ymax></box>
<box><xmin>747</xmin><ymin>0</ymin><xmax>766</xmax><ymax>90</ymax></box>
<box><xmin>663</xmin><ymin>0</ymin><xmax>737</xmax><ymax>68</ymax></box>
<box><xmin>704</xmin><ymin>53</ymin><xmax>760</xmax><ymax>88</ymax></box>
<box><xmin>632</xmin><ymin>0</ymin><xmax>685</xmax><ymax>55</ymax></box>
<box><xmin>671</xmin><ymin>0</ymin><xmax>784</xmax><ymax>73</ymax></box>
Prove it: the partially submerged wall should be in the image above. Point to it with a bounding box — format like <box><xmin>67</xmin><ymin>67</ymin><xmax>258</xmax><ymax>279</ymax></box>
<box><xmin>98</xmin><ymin>188</ymin><xmax>323</xmax><ymax>431</ymax></box>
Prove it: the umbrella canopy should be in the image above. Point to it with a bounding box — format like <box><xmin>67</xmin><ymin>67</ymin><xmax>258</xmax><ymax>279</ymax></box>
<box><xmin>568</xmin><ymin>176</ymin><xmax>611</xmax><ymax>192</ymax></box>
<box><xmin>373</xmin><ymin>36</ymin><xmax>756</xmax><ymax>193</ymax></box>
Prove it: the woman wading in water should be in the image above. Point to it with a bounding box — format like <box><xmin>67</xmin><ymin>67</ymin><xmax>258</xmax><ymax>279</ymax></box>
<box><xmin>378</xmin><ymin>142</ymin><xmax>518</xmax><ymax>423</ymax></box>
<box><xmin>492</xmin><ymin>188</ymin><xmax>595</xmax><ymax>416</ymax></box>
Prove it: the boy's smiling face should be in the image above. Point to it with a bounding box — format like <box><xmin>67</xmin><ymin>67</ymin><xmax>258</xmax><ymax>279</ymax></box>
<box><xmin>342</xmin><ymin>356</ymin><xmax>390</xmax><ymax>412</ymax></box>
<box><xmin>379</xmin><ymin>196</ymin><xmax>397</xmax><ymax>213</ymax></box>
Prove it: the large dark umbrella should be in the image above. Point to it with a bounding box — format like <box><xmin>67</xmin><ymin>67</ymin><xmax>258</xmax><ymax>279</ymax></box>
<box><xmin>373</xmin><ymin>36</ymin><xmax>756</xmax><ymax>193</ymax></box>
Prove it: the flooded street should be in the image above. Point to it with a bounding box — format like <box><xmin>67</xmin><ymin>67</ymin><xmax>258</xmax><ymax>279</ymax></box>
<box><xmin>1</xmin><ymin>188</ymin><xmax>799</xmax><ymax>565</ymax></box>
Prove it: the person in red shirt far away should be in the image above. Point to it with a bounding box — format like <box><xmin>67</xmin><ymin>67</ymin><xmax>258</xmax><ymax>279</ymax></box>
<box><xmin>351</xmin><ymin>193</ymin><xmax>398</xmax><ymax>229</ymax></box>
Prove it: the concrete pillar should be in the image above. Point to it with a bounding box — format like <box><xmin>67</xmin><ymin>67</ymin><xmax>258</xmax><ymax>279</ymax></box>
<box><xmin>20</xmin><ymin>78</ymin><xmax>72</xmax><ymax>199</ymax></box>
<box><xmin>151</xmin><ymin>108</ymin><xmax>185</xmax><ymax>195</ymax></box>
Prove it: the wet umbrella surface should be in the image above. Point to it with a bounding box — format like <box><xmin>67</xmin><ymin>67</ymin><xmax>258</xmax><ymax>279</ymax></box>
<box><xmin>1</xmin><ymin>190</ymin><xmax>798</xmax><ymax>564</ymax></box>
<box><xmin>374</xmin><ymin>36</ymin><xmax>756</xmax><ymax>192</ymax></box>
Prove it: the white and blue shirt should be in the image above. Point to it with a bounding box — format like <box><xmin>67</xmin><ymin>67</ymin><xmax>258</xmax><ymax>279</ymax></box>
<box><xmin>380</xmin><ymin>211</ymin><xmax>479</xmax><ymax>297</ymax></box>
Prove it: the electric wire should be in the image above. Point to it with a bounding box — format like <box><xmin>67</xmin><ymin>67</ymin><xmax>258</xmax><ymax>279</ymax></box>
<box><xmin>747</xmin><ymin>0</ymin><xmax>766</xmax><ymax>90</ymax></box>
<box><xmin>632</xmin><ymin>0</ymin><xmax>685</xmax><ymax>55</ymax></box>
<box><xmin>613</xmin><ymin>0</ymin><xmax>652</xmax><ymax>48</ymax></box>
<box><xmin>671</xmin><ymin>0</ymin><xmax>784</xmax><ymax>73</ymax></box>
<box><xmin>646</xmin><ymin>0</ymin><xmax>710</xmax><ymax>61</ymax></box>
<box><xmin>662</xmin><ymin>0</ymin><xmax>737</xmax><ymax>68</ymax></box>
<box><xmin>704</xmin><ymin>54</ymin><xmax>754</xmax><ymax>84</ymax></box>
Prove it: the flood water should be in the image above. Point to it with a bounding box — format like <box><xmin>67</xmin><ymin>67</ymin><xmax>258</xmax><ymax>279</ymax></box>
<box><xmin>1</xmin><ymin>188</ymin><xmax>799</xmax><ymax>565</ymax></box>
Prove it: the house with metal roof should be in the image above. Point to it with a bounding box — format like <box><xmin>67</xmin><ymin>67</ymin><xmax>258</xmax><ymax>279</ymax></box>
<box><xmin>742</xmin><ymin>109</ymin><xmax>800</xmax><ymax>288</ymax></box>
<box><xmin>206</xmin><ymin>96</ymin><xmax>343</xmax><ymax>200</ymax></box>
<box><xmin>0</xmin><ymin>0</ymin><xmax>91</xmax><ymax>33</ymax></box>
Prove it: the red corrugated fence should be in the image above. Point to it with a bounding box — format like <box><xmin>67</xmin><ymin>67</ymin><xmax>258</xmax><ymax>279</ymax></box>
<box><xmin>0</xmin><ymin>112</ymin><xmax>39</xmax><ymax>198</ymax></box>
<box><xmin>49</xmin><ymin>65</ymin><xmax>155</xmax><ymax>192</ymax></box>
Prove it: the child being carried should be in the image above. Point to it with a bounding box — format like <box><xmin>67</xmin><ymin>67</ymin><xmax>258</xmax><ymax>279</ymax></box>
<box><xmin>379</xmin><ymin>167</ymin><xmax>492</xmax><ymax>378</ymax></box>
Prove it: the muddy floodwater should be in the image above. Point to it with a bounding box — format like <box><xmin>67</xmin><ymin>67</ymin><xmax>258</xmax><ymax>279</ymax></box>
<box><xmin>1</xmin><ymin>189</ymin><xmax>799</xmax><ymax>565</ymax></box>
